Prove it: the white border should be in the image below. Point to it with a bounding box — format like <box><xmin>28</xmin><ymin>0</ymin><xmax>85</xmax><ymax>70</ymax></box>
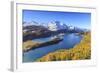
<box><xmin>11</xmin><ymin>1</ymin><xmax>97</xmax><ymax>71</ymax></box>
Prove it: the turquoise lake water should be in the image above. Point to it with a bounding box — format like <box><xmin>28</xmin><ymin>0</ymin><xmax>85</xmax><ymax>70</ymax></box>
<box><xmin>23</xmin><ymin>33</ymin><xmax>82</xmax><ymax>62</ymax></box>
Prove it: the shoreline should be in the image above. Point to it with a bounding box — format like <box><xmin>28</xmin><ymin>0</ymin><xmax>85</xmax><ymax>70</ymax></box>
<box><xmin>23</xmin><ymin>37</ymin><xmax>63</xmax><ymax>52</ymax></box>
<box><xmin>36</xmin><ymin>32</ymin><xmax>91</xmax><ymax>62</ymax></box>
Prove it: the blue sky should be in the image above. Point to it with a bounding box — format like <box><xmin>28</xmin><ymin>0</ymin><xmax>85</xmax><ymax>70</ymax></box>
<box><xmin>23</xmin><ymin>10</ymin><xmax>91</xmax><ymax>29</ymax></box>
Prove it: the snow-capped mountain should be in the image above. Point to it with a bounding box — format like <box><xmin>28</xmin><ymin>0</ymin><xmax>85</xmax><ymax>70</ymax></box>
<box><xmin>47</xmin><ymin>21</ymin><xmax>69</xmax><ymax>31</ymax></box>
<box><xmin>47</xmin><ymin>21</ymin><xmax>58</xmax><ymax>31</ymax></box>
<box><xmin>41</xmin><ymin>23</ymin><xmax>48</xmax><ymax>28</ymax></box>
<box><xmin>69</xmin><ymin>26</ymin><xmax>75</xmax><ymax>30</ymax></box>
<box><xmin>23</xmin><ymin>21</ymin><xmax>85</xmax><ymax>33</ymax></box>
<box><xmin>23</xmin><ymin>21</ymin><xmax>40</xmax><ymax>27</ymax></box>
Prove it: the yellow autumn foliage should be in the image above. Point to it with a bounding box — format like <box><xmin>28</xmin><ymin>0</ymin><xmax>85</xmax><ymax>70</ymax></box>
<box><xmin>37</xmin><ymin>32</ymin><xmax>91</xmax><ymax>62</ymax></box>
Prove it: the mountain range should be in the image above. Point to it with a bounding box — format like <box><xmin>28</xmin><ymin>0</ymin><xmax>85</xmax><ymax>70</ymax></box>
<box><xmin>23</xmin><ymin>21</ymin><xmax>86</xmax><ymax>32</ymax></box>
<box><xmin>23</xmin><ymin>21</ymin><xmax>88</xmax><ymax>41</ymax></box>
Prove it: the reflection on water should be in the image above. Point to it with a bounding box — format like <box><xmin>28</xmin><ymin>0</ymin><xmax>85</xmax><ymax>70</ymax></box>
<box><xmin>23</xmin><ymin>33</ymin><xmax>82</xmax><ymax>62</ymax></box>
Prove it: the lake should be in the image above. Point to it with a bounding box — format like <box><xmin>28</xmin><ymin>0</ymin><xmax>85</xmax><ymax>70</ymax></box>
<box><xmin>23</xmin><ymin>33</ymin><xmax>83</xmax><ymax>62</ymax></box>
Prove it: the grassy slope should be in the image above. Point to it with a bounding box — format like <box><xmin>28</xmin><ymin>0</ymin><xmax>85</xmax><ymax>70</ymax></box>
<box><xmin>36</xmin><ymin>32</ymin><xmax>91</xmax><ymax>62</ymax></box>
<box><xmin>23</xmin><ymin>40</ymin><xmax>41</xmax><ymax>52</ymax></box>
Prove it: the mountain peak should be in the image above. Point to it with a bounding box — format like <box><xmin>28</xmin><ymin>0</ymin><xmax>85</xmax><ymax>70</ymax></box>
<box><xmin>23</xmin><ymin>21</ymin><xmax>39</xmax><ymax>27</ymax></box>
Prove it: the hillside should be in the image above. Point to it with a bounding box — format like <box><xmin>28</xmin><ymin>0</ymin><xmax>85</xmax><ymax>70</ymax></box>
<box><xmin>36</xmin><ymin>32</ymin><xmax>91</xmax><ymax>61</ymax></box>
